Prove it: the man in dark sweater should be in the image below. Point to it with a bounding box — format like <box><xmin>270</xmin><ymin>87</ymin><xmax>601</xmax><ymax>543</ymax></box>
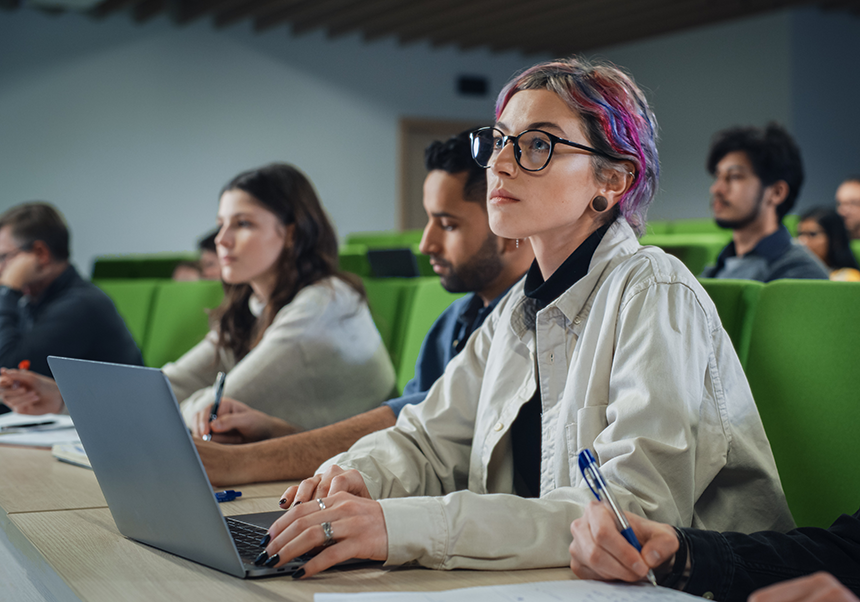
<box><xmin>0</xmin><ymin>202</ymin><xmax>142</xmax><ymax>412</ymax></box>
<box><xmin>701</xmin><ymin>123</ymin><xmax>828</xmax><ymax>282</ymax></box>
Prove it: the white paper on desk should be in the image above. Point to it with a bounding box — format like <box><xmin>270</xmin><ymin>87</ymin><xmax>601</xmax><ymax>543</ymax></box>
<box><xmin>315</xmin><ymin>579</ymin><xmax>701</xmax><ymax>602</ymax></box>
<box><xmin>0</xmin><ymin>413</ymin><xmax>79</xmax><ymax>447</ymax></box>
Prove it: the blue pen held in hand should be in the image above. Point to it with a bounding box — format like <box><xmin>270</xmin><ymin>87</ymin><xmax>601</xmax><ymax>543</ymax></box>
<box><xmin>577</xmin><ymin>448</ymin><xmax>658</xmax><ymax>587</ymax></box>
<box><xmin>201</xmin><ymin>371</ymin><xmax>227</xmax><ymax>442</ymax></box>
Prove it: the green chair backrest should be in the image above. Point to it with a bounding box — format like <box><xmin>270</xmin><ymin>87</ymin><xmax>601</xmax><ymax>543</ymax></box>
<box><xmin>698</xmin><ymin>278</ymin><xmax>762</xmax><ymax>368</ymax></box>
<box><xmin>851</xmin><ymin>240</ymin><xmax>860</xmax><ymax>267</ymax></box>
<box><xmin>670</xmin><ymin>218</ymin><xmax>726</xmax><ymax>235</ymax></box>
<box><xmin>339</xmin><ymin>244</ymin><xmax>372</xmax><ymax>277</ymax></box>
<box><xmin>640</xmin><ymin>233</ymin><xmax>730</xmax><ymax>276</ymax></box>
<box><xmin>142</xmin><ymin>280</ymin><xmax>224</xmax><ymax>368</ymax></box>
<box><xmin>362</xmin><ymin>277</ymin><xmax>421</xmax><ymax>372</ymax></box>
<box><xmin>395</xmin><ymin>279</ymin><xmax>465</xmax><ymax>394</ymax></box>
<box><xmin>782</xmin><ymin>214</ymin><xmax>800</xmax><ymax>237</ymax></box>
<box><xmin>91</xmin><ymin>253</ymin><xmax>199</xmax><ymax>279</ymax></box>
<box><xmin>93</xmin><ymin>279</ymin><xmax>160</xmax><ymax>350</ymax></box>
<box><xmin>745</xmin><ymin>280</ymin><xmax>860</xmax><ymax>528</ymax></box>
<box><xmin>644</xmin><ymin>220</ymin><xmax>672</xmax><ymax>236</ymax></box>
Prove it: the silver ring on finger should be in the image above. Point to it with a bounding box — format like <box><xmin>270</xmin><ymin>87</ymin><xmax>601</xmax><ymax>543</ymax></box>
<box><xmin>321</xmin><ymin>521</ymin><xmax>334</xmax><ymax>547</ymax></box>
<box><xmin>316</xmin><ymin>498</ymin><xmax>326</xmax><ymax>511</ymax></box>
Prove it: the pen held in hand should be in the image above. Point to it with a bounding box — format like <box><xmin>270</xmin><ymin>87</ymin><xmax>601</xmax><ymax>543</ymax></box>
<box><xmin>578</xmin><ymin>448</ymin><xmax>659</xmax><ymax>587</ymax></box>
<box><xmin>201</xmin><ymin>371</ymin><xmax>226</xmax><ymax>442</ymax></box>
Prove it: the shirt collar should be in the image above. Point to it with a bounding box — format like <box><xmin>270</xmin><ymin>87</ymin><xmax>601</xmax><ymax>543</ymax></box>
<box><xmin>714</xmin><ymin>225</ymin><xmax>793</xmax><ymax>269</ymax></box>
<box><xmin>523</xmin><ymin>221</ymin><xmax>612</xmax><ymax>307</ymax></box>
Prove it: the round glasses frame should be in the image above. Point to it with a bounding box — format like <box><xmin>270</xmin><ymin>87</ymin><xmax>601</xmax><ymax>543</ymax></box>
<box><xmin>470</xmin><ymin>126</ymin><xmax>615</xmax><ymax>172</ymax></box>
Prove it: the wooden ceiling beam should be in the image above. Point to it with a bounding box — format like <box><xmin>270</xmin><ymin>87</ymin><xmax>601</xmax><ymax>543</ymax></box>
<box><xmin>534</xmin><ymin>0</ymin><xmax>814</xmax><ymax>55</ymax></box>
<box><xmin>214</xmin><ymin>0</ymin><xmax>294</xmax><ymax>27</ymax></box>
<box><xmin>168</xmin><ymin>0</ymin><xmax>240</xmax><ymax>24</ymax></box>
<box><xmin>133</xmin><ymin>0</ymin><xmax>165</xmax><ymax>22</ymax></box>
<box><xmin>454</xmin><ymin>0</ymin><xmax>678</xmax><ymax>52</ymax></box>
<box><xmin>325</xmin><ymin>0</ymin><xmax>403</xmax><ymax>38</ymax></box>
<box><xmin>422</xmin><ymin>0</ymin><xmax>599</xmax><ymax>48</ymax></box>
<box><xmin>340</xmin><ymin>0</ymin><xmax>465</xmax><ymax>41</ymax></box>
<box><xmin>254</xmin><ymin>0</ymin><xmax>356</xmax><ymax>33</ymax></box>
<box><xmin>89</xmin><ymin>0</ymin><xmax>136</xmax><ymax>18</ymax></box>
<box><xmin>369</xmin><ymin>0</ymin><xmax>498</xmax><ymax>43</ymax></box>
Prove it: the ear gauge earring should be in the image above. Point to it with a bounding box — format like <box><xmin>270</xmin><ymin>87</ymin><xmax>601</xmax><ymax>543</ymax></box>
<box><xmin>591</xmin><ymin>196</ymin><xmax>609</xmax><ymax>212</ymax></box>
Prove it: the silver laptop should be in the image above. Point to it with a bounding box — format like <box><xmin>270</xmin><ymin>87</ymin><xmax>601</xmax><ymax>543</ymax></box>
<box><xmin>48</xmin><ymin>356</ymin><xmax>305</xmax><ymax>578</ymax></box>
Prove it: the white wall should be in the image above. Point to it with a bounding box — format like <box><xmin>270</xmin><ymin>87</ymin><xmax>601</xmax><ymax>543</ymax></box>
<box><xmin>2</xmin><ymin>7</ymin><xmax>859</xmax><ymax>275</ymax></box>
<box><xmin>594</xmin><ymin>11</ymin><xmax>794</xmax><ymax>221</ymax></box>
<box><xmin>791</xmin><ymin>7</ymin><xmax>860</xmax><ymax>212</ymax></box>
<box><xmin>0</xmin><ymin>10</ymin><xmax>537</xmax><ymax>274</ymax></box>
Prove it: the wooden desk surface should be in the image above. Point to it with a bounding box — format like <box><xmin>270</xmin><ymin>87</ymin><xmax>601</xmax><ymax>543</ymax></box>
<box><xmin>1</xmin><ymin>446</ymin><xmax>574</xmax><ymax>601</ymax></box>
<box><xmin>0</xmin><ymin>444</ymin><xmax>288</xmax><ymax>514</ymax></box>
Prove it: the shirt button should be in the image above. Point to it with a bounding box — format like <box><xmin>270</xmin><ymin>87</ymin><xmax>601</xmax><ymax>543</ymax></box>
<box><xmin>573</xmin><ymin>317</ymin><xmax>582</xmax><ymax>325</ymax></box>
<box><xmin>452</xmin><ymin>340</ymin><xmax>459</xmax><ymax>348</ymax></box>
<box><xmin>493</xmin><ymin>422</ymin><xmax>504</xmax><ymax>432</ymax></box>
<box><xmin>703</xmin><ymin>593</ymin><xmax>714</xmax><ymax>600</ymax></box>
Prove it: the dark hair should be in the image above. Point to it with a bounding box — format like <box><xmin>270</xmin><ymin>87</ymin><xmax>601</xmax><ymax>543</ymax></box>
<box><xmin>707</xmin><ymin>123</ymin><xmax>803</xmax><ymax>220</ymax></box>
<box><xmin>843</xmin><ymin>175</ymin><xmax>860</xmax><ymax>186</ymax></box>
<box><xmin>424</xmin><ymin>129</ymin><xmax>487</xmax><ymax>203</ymax></box>
<box><xmin>198</xmin><ymin>229</ymin><xmax>218</xmax><ymax>253</ymax></box>
<box><xmin>0</xmin><ymin>202</ymin><xmax>70</xmax><ymax>261</ymax></box>
<box><xmin>212</xmin><ymin>163</ymin><xmax>363</xmax><ymax>360</ymax></box>
<box><xmin>799</xmin><ymin>207</ymin><xmax>860</xmax><ymax>270</ymax></box>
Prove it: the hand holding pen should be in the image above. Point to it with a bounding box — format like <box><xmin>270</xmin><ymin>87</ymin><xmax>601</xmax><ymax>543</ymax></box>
<box><xmin>201</xmin><ymin>371</ymin><xmax>226</xmax><ymax>442</ymax></box>
<box><xmin>576</xmin><ymin>449</ymin><xmax>659</xmax><ymax>586</ymax></box>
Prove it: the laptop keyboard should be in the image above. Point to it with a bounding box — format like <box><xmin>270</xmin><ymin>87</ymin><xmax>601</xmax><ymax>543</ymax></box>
<box><xmin>226</xmin><ymin>517</ymin><xmax>270</xmax><ymax>561</ymax></box>
<box><xmin>226</xmin><ymin>517</ymin><xmax>314</xmax><ymax>565</ymax></box>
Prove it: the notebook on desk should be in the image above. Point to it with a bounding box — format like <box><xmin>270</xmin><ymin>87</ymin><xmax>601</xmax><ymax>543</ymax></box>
<box><xmin>47</xmin><ymin>356</ymin><xmax>303</xmax><ymax>578</ymax></box>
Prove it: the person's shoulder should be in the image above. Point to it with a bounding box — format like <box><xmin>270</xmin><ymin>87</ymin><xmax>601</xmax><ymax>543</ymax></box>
<box><xmin>769</xmin><ymin>241</ymin><xmax>829</xmax><ymax>280</ymax></box>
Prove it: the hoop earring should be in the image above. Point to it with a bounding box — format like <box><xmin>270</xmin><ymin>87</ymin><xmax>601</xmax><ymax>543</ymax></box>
<box><xmin>591</xmin><ymin>195</ymin><xmax>608</xmax><ymax>212</ymax></box>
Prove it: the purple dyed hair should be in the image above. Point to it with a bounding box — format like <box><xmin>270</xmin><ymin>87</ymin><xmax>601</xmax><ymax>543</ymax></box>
<box><xmin>495</xmin><ymin>57</ymin><xmax>659</xmax><ymax>236</ymax></box>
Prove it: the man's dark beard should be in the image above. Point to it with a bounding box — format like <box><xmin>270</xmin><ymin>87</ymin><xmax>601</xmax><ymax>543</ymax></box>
<box><xmin>439</xmin><ymin>233</ymin><xmax>503</xmax><ymax>294</ymax></box>
<box><xmin>714</xmin><ymin>187</ymin><xmax>765</xmax><ymax>230</ymax></box>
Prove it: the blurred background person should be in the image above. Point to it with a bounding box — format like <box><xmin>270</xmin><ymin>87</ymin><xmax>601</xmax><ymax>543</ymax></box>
<box><xmin>796</xmin><ymin>207</ymin><xmax>860</xmax><ymax>281</ymax></box>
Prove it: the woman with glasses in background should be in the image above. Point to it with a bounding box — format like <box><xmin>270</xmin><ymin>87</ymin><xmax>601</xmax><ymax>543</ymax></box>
<box><xmin>1</xmin><ymin>163</ymin><xmax>395</xmax><ymax>434</ymax></box>
<box><xmin>252</xmin><ymin>58</ymin><xmax>792</xmax><ymax>579</ymax></box>
<box><xmin>796</xmin><ymin>207</ymin><xmax>860</xmax><ymax>281</ymax></box>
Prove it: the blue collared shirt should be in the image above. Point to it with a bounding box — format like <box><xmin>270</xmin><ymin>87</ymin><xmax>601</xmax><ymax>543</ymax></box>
<box><xmin>702</xmin><ymin>225</ymin><xmax>828</xmax><ymax>282</ymax></box>
<box><xmin>383</xmin><ymin>285</ymin><xmax>514</xmax><ymax>417</ymax></box>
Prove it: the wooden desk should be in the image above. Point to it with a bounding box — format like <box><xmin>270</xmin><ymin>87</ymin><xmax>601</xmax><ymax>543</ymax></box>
<box><xmin>0</xmin><ymin>445</ymin><xmax>573</xmax><ymax>601</ymax></box>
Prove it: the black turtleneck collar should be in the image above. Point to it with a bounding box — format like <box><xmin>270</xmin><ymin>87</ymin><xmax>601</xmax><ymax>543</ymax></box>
<box><xmin>523</xmin><ymin>221</ymin><xmax>612</xmax><ymax>307</ymax></box>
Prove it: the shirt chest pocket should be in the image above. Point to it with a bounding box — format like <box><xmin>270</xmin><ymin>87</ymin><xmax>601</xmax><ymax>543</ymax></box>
<box><xmin>565</xmin><ymin>405</ymin><xmax>609</xmax><ymax>483</ymax></box>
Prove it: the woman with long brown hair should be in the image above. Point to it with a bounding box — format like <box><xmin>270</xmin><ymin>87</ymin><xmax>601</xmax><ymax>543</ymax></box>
<box><xmin>2</xmin><ymin>163</ymin><xmax>395</xmax><ymax>434</ymax></box>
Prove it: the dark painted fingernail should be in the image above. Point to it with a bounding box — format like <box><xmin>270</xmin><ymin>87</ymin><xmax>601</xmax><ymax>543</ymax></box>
<box><xmin>291</xmin><ymin>568</ymin><xmax>305</xmax><ymax>580</ymax></box>
<box><xmin>254</xmin><ymin>551</ymin><xmax>269</xmax><ymax>566</ymax></box>
<box><xmin>279</xmin><ymin>498</ymin><xmax>287</xmax><ymax>506</ymax></box>
<box><xmin>264</xmin><ymin>553</ymin><xmax>280</xmax><ymax>567</ymax></box>
<box><xmin>259</xmin><ymin>533</ymin><xmax>270</xmax><ymax>547</ymax></box>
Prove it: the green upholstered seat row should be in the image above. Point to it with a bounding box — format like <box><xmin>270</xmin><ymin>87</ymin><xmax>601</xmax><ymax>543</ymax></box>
<box><xmin>94</xmin><ymin>279</ymin><xmax>224</xmax><ymax>368</ymax></box>
<box><xmin>648</xmin><ymin>214</ymin><xmax>799</xmax><ymax>236</ymax></box>
<box><xmin>701</xmin><ymin>278</ymin><xmax>860</xmax><ymax>530</ymax></box>
<box><xmin>339</xmin><ymin>244</ymin><xmax>433</xmax><ymax>278</ymax></box>
<box><xmin>361</xmin><ymin>277</ymin><xmax>464</xmax><ymax>395</ymax></box>
<box><xmin>92</xmin><ymin>253</ymin><xmax>199</xmax><ymax>279</ymax></box>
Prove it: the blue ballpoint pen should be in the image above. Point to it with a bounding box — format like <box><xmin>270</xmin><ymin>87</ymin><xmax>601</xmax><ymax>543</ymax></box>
<box><xmin>201</xmin><ymin>371</ymin><xmax>227</xmax><ymax>442</ymax></box>
<box><xmin>578</xmin><ymin>448</ymin><xmax>658</xmax><ymax>587</ymax></box>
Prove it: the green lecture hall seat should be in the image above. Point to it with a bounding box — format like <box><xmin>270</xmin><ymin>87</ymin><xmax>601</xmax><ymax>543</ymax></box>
<box><xmin>94</xmin><ymin>279</ymin><xmax>161</xmax><ymax>349</ymax></box>
<box><xmin>362</xmin><ymin>277</ymin><xmax>420</xmax><ymax>372</ymax></box>
<box><xmin>640</xmin><ymin>233</ymin><xmax>730</xmax><ymax>275</ymax></box>
<box><xmin>698</xmin><ymin>278</ymin><xmax>762</xmax><ymax>368</ymax></box>
<box><xmin>142</xmin><ymin>280</ymin><xmax>224</xmax><ymax>368</ymax></box>
<box><xmin>394</xmin><ymin>279</ymin><xmax>465</xmax><ymax>394</ymax></box>
<box><xmin>91</xmin><ymin>253</ymin><xmax>199</xmax><ymax>279</ymax></box>
<box><xmin>744</xmin><ymin>280</ymin><xmax>860</xmax><ymax>528</ymax></box>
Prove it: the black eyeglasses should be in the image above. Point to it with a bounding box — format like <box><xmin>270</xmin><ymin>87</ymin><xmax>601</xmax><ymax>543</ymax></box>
<box><xmin>470</xmin><ymin>126</ymin><xmax>615</xmax><ymax>172</ymax></box>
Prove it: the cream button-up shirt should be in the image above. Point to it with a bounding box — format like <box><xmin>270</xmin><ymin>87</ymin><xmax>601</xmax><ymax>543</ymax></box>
<box><xmin>166</xmin><ymin>277</ymin><xmax>395</xmax><ymax>431</ymax></box>
<box><xmin>322</xmin><ymin>219</ymin><xmax>794</xmax><ymax>570</ymax></box>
